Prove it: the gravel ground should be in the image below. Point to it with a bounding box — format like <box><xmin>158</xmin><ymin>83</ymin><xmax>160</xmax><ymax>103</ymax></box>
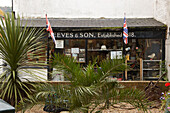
<box><xmin>98</xmin><ymin>106</ymin><xmax>164</xmax><ymax>113</ymax></box>
<box><xmin>17</xmin><ymin>103</ymin><xmax>164</xmax><ymax>113</ymax></box>
<box><xmin>92</xmin><ymin>102</ymin><xmax>164</xmax><ymax>113</ymax></box>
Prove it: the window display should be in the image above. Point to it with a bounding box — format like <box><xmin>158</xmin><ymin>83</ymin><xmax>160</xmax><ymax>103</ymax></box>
<box><xmin>125</xmin><ymin>39</ymin><xmax>162</xmax><ymax>60</ymax></box>
<box><xmin>125</xmin><ymin>39</ymin><xmax>162</xmax><ymax>80</ymax></box>
<box><xmin>87</xmin><ymin>39</ymin><xmax>123</xmax><ymax>64</ymax></box>
<box><xmin>110</xmin><ymin>51</ymin><xmax>122</xmax><ymax>59</ymax></box>
<box><xmin>65</xmin><ymin>39</ymin><xmax>86</xmax><ymax>63</ymax></box>
<box><xmin>60</xmin><ymin>37</ymin><xmax>163</xmax><ymax>80</ymax></box>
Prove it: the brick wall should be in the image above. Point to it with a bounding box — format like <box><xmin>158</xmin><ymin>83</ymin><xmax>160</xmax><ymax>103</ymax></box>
<box><xmin>47</xmin><ymin>81</ymin><xmax>169</xmax><ymax>92</ymax></box>
<box><xmin>119</xmin><ymin>81</ymin><xmax>169</xmax><ymax>92</ymax></box>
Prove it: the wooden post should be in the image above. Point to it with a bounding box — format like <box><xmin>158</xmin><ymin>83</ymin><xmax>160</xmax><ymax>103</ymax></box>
<box><xmin>139</xmin><ymin>58</ymin><xmax>143</xmax><ymax>80</ymax></box>
<box><xmin>47</xmin><ymin>34</ymin><xmax>50</xmax><ymax>80</ymax></box>
<box><xmin>125</xmin><ymin>59</ymin><xmax>127</xmax><ymax>80</ymax></box>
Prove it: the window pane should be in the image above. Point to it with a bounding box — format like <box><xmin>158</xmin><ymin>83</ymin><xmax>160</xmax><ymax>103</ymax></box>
<box><xmin>65</xmin><ymin>39</ymin><xmax>86</xmax><ymax>63</ymax></box>
<box><xmin>126</xmin><ymin>39</ymin><xmax>162</xmax><ymax>60</ymax></box>
<box><xmin>87</xmin><ymin>39</ymin><xmax>123</xmax><ymax>64</ymax></box>
<box><xmin>27</xmin><ymin>38</ymin><xmax>47</xmax><ymax>65</ymax></box>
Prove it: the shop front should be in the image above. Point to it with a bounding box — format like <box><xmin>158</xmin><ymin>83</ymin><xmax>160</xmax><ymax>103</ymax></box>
<box><xmin>53</xmin><ymin>27</ymin><xmax>166</xmax><ymax>81</ymax></box>
<box><xmin>22</xmin><ymin>18</ymin><xmax>167</xmax><ymax>81</ymax></box>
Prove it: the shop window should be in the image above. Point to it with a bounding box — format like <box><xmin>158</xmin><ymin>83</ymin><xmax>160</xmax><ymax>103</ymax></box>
<box><xmin>64</xmin><ymin>39</ymin><xmax>86</xmax><ymax>63</ymax></box>
<box><xmin>125</xmin><ymin>39</ymin><xmax>163</xmax><ymax>80</ymax></box>
<box><xmin>125</xmin><ymin>39</ymin><xmax>162</xmax><ymax>60</ymax></box>
<box><xmin>87</xmin><ymin>39</ymin><xmax>123</xmax><ymax>64</ymax></box>
<box><xmin>27</xmin><ymin>38</ymin><xmax>47</xmax><ymax>65</ymax></box>
<box><xmin>143</xmin><ymin>39</ymin><xmax>162</xmax><ymax>60</ymax></box>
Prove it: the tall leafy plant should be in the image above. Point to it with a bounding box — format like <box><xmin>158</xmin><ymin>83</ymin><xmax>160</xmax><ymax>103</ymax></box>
<box><xmin>0</xmin><ymin>13</ymin><xmax>46</xmax><ymax>107</ymax></box>
<box><xmin>34</xmin><ymin>54</ymin><xmax>149</xmax><ymax>113</ymax></box>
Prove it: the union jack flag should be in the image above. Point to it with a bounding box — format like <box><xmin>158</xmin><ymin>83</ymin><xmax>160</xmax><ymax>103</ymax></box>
<box><xmin>123</xmin><ymin>15</ymin><xmax>128</xmax><ymax>44</ymax></box>
<box><xmin>46</xmin><ymin>14</ymin><xmax>56</xmax><ymax>44</ymax></box>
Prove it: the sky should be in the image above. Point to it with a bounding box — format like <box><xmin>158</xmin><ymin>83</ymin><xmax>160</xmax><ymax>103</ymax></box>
<box><xmin>0</xmin><ymin>0</ymin><xmax>12</xmax><ymax>7</ymax></box>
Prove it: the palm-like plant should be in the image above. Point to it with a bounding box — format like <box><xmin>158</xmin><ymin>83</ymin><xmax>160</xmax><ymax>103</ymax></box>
<box><xmin>34</xmin><ymin>54</ymin><xmax>149</xmax><ymax>113</ymax></box>
<box><xmin>0</xmin><ymin>13</ymin><xmax>46</xmax><ymax>107</ymax></box>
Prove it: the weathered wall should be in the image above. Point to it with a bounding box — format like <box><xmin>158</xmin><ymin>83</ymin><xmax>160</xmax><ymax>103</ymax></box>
<box><xmin>167</xmin><ymin>0</ymin><xmax>170</xmax><ymax>81</ymax></box>
<box><xmin>154</xmin><ymin>0</ymin><xmax>168</xmax><ymax>24</ymax></box>
<box><xmin>19</xmin><ymin>69</ymin><xmax>47</xmax><ymax>81</ymax></box>
<box><xmin>13</xmin><ymin>0</ymin><xmax>154</xmax><ymax>18</ymax></box>
<box><xmin>166</xmin><ymin>0</ymin><xmax>170</xmax><ymax>80</ymax></box>
<box><xmin>155</xmin><ymin>0</ymin><xmax>170</xmax><ymax>80</ymax></box>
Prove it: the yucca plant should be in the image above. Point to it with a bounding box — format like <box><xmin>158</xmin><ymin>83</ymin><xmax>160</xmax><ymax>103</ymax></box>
<box><xmin>34</xmin><ymin>53</ymin><xmax>149</xmax><ymax>113</ymax></box>
<box><xmin>0</xmin><ymin>13</ymin><xmax>46</xmax><ymax>107</ymax></box>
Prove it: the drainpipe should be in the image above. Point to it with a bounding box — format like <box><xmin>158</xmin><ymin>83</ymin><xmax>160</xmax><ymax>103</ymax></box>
<box><xmin>12</xmin><ymin>0</ymin><xmax>13</xmax><ymax>12</ymax></box>
<box><xmin>12</xmin><ymin>0</ymin><xmax>15</xmax><ymax>18</ymax></box>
